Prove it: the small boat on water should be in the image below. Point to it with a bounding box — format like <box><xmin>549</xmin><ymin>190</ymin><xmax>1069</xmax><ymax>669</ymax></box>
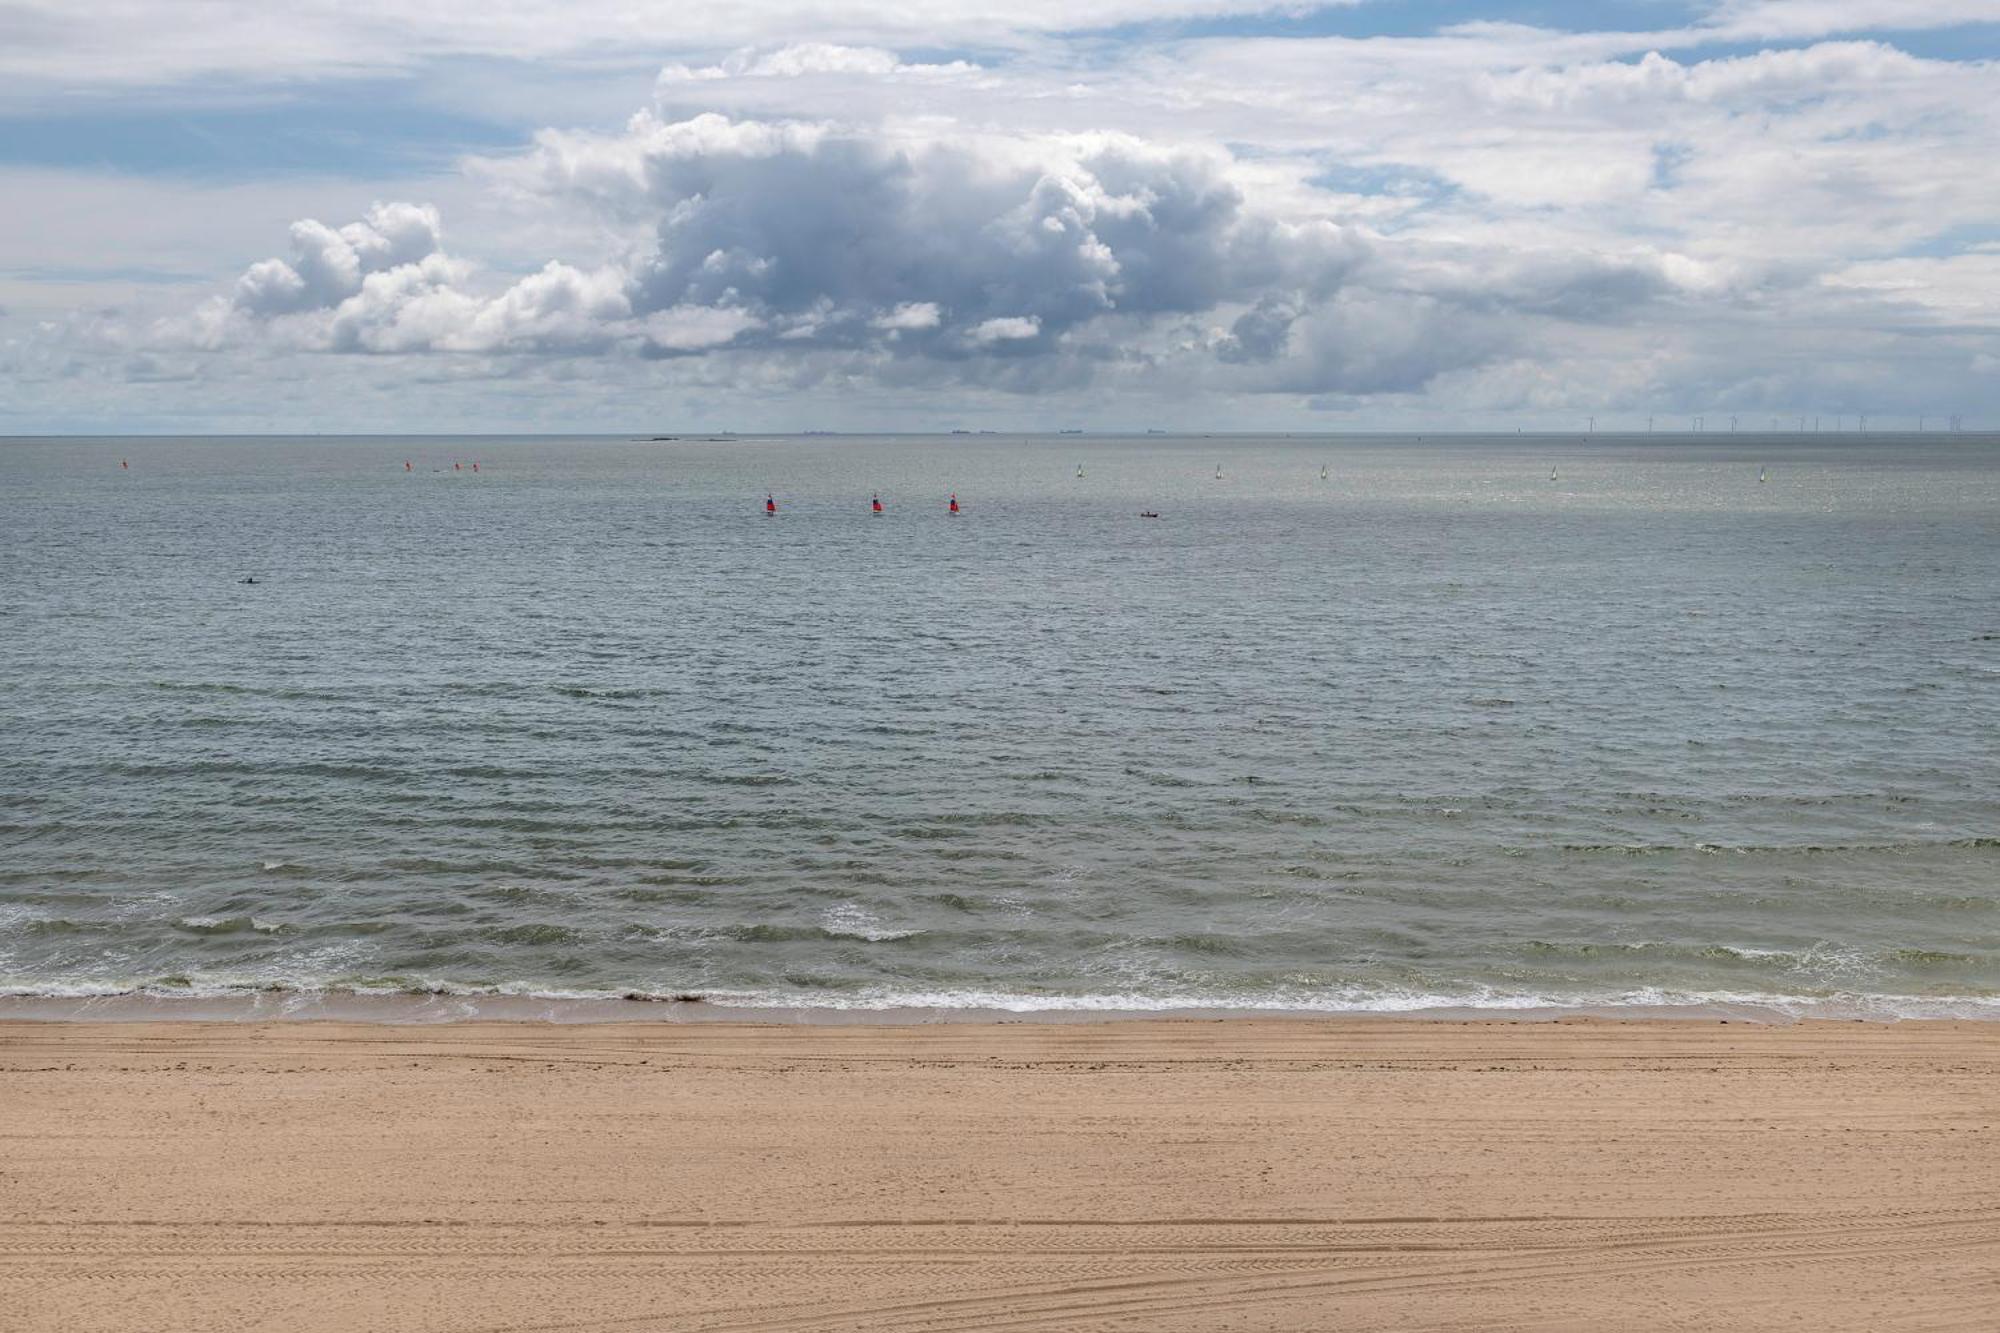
<box><xmin>1139</xmin><ymin>510</ymin><xmax>1160</xmax><ymax>519</ymax></box>
<box><xmin>1759</xmin><ymin>467</ymin><xmax>1768</xmax><ymax>484</ymax></box>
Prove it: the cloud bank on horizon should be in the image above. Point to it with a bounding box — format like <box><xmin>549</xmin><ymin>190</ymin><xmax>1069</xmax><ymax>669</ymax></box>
<box><xmin>2</xmin><ymin>0</ymin><xmax>1996</xmax><ymax>431</ymax></box>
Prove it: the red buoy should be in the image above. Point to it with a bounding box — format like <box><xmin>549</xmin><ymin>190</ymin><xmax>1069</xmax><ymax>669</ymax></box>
<box><xmin>872</xmin><ymin>493</ymin><xmax>883</xmax><ymax>513</ymax></box>
<box><xmin>471</xmin><ymin>462</ymin><xmax>479</xmax><ymax>472</ymax></box>
<box><xmin>454</xmin><ymin>462</ymin><xmax>462</xmax><ymax>471</ymax></box>
<box><xmin>948</xmin><ymin>493</ymin><xmax>959</xmax><ymax>514</ymax></box>
<box><xmin>404</xmin><ymin>460</ymin><xmax>412</xmax><ymax>471</ymax></box>
<box><xmin>765</xmin><ymin>494</ymin><xmax>777</xmax><ymax>515</ymax></box>
<box><xmin>120</xmin><ymin>459</ymin><xmax>128</xmax><ymax>470</ymax></box>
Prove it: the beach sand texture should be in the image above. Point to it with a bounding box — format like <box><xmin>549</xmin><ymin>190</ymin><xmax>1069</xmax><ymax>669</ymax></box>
<box><xmin>3</xmin><ymin>1018</ymin><xmax>1997</xmax><ymax>1331</ymax></box>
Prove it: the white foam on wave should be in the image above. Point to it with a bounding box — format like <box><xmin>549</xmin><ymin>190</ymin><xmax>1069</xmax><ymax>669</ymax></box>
<box><xmin>171</xmin><ymin>915</ymin><xmax>288</xmax><ymax>934</ymax></box>
<box><xmin>685</xmin><ymin>983</ymin><xmax>2000</xmax><ymax>1021</ymax></box>
<box><xmin>5</xmin><ymin>977</ymin><xmax>2000</xmax><ymax>1022</ymax></box>
<box><xmin>0</xmin><ymin>980</ymin><xmax>147</xmax><ymax>999</ymax></box>
<box><xmin>820</xmin><ymin>903</ymin><xmax>923</xmax><ymax>942</ymax></box>
<box><xmin>0</xmin><ymin>903</ymin><xmax>48</xmax><ymax>938</ymax></box>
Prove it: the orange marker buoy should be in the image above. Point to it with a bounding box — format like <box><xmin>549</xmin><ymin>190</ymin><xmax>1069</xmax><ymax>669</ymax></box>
<box><xmin>765</xmin><ymin>494</ymin><xmax>777</xmax><ymax>515</ymax></box>
<box><xmin>948</xmin><ymin>493</ymin><xmax>959</xmax><ymax>514</ymax></box>
<box><xmin>872</xmin><ymin>493</ymin><xmax>882</xmax><ymax>513</ymax></box>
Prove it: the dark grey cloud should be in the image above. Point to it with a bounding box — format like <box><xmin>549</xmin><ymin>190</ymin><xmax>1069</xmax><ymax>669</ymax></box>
<box><xmin>1214</xmin><ymin>294</ymin><xmax>1300</xmax><ymax>363</ymax></box>
<box><xmin>603</xmin><ymin>120</ymin><xmax>1304</xmax><ymax>358</ymax></box>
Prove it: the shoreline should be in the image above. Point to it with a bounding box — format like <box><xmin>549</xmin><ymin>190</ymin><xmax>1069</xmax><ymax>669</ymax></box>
<box><xmin>4</xmin><ymin>986</ymin><xmax>2000</xmax><ymax>1025</ymax></box>
<box><xmin>5</xmin><ymin>1016</ymin><xmax>1997</xmax><ymax>1331</ymax></box>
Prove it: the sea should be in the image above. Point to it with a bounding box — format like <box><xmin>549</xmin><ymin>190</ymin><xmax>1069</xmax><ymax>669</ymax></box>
<box><xmin>2</xmin><ymin>433</ymin><xmax>1996</xmax><ymax>1021</ymax></box>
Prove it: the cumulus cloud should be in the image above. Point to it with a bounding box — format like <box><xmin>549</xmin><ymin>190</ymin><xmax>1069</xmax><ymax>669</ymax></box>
<box><xmin>965</xmin><ymin>315</ymin><xmax>1042</xmax><ymax>344</ymax></box>
<box><xmin>229</xmin><ymin>202</ymin><xmax>443</xmax><ymax>318</ymax></box>
<box><xmin>583</xmin><ymin>117</ymin><xmax>1308</xmax><ymax>351</ymax></box>
<box><xmin>1214</xmin><ymin>295</ymin><xmax>1299</xmax><ymax>364</ymax></box>
<box><xmin>148</xmin><ymin>98</ymin><xmax>1778</xmax><ymax>404</ymax></box>
<box><xmin>154</xmin><ymin>200</ymin><xmax>750</xmax><ymax>357</ymax></box>
<box><xmin>61</xmin><ymin>1</ymin><xmax>1994</xmax><ymax>426</ymax></box>
<box><xmin>873</xmin><ymin>301</ymin><xmax>942</xmax><ymax>333</ymax></box>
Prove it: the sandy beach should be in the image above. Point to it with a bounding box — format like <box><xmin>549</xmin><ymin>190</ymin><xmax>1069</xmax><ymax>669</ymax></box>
<box><xmin>3</xmin><ymin>1017</ymin><xmax>1997</xmax><ymax>1331</ymax></box>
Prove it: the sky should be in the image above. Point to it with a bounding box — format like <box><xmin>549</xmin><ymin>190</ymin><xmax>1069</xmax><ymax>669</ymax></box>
<box><xmin>2</xmin><ymin>0</ymin><xmax>1997</xmax><ymax>433</ymax></box>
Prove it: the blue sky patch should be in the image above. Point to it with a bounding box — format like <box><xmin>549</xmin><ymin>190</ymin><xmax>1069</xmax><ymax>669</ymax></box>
<box><xmin>0</xmin><ymin>88</ymin><xmax>526</xmax><ymax>179</ymax></box>
<box><xmin>1311</xmin><ymin>161</ymin><xmax>1464</xmax><ymax>209</ymax></box>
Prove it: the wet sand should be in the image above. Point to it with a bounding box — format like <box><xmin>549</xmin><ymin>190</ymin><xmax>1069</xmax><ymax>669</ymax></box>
<box><xmin>3</xmin><ymin>1018</ymin><xmax>1997</xmax><ymax>1331</ymax></box>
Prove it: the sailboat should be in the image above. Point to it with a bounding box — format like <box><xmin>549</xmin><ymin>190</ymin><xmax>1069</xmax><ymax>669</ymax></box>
<box><xmin>1549</xmin><ymin>464</ymin><xmax>1558</xmax><ymax>482</ymax></box>
<box><xmin>1320</xmin><ymin>464</ymin><xmax>1328</xmax><ymax>480</ymax></box>
<box><xmin>1076</xmin><ymin>463</ymin><xmax>1085</xmax><ymax>479</ymax></box>
<box><xmin>1759</xmin><ymin>466</ymin><xmax>1768</xmax><ymax>484</ymax></box>
<box><xmin>1214</xmin><ymin>464</ymin><xmax>1223</xmax><ymax>480</ymax></box>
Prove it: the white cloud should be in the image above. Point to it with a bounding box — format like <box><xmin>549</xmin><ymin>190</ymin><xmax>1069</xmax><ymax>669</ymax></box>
<box><xmin>874</xmin><ymin>301</ymin><xmax>942</xmax><ymax>331</ymax></box>
<box><xmin>142</xmin><ymin>107</ymin><xmax>1687</xmax><ymax>407</ymax></box>
<box><xmin>966</xmin><ymin>315</ymin><xmax>1041</xmax><ymax>344</ymax></box>
<box><xmin>1699</xmin><ymin>0</ymin><xmax>2000</xmax><ymax>43</ymax></box>
<box><xmin>148</xmin><ymin>202</ymin><xmax>740</xmax><ymax>356</ymax></box>
<box><xmin>1824</xmin><ymin>253</ymin><xmax>2000</xmax><ymax>321</ymax></box>
<box><xmin>0</xmin><ymin>1</ymin><xmax>1346</xmax><ymax>90</ymax></box>
<box><xmin>11</xmin><ymin>1</ymin><xmax>1998</xmax><ymax>429</ymax></box>
<box><xmin>229</xmin><ymin>202</ymin><xmax>445</xmax><ymax>317</ymax></box>
<box><xmin>14</xmin><ymin>0</ymin><xmax>1977</xmax><ymax>100</ymax></box>
<box><xmin>638</xmin><ymin>304</ymin><xmax>763</xmax><ymax>351</ymax></box>
<box><xmin>660</xmin><ymin>44</ymin><xmax>980</xmax><ymax>83</ymax></box>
